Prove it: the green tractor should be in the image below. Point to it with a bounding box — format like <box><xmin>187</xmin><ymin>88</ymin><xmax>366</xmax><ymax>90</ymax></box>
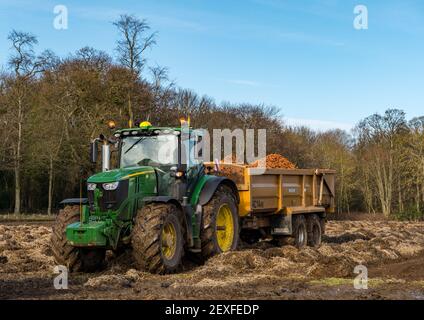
<box><xmin>50</xmin><ymin>121</ymin><xmax>240</xmax><ymax>273</ymax></box>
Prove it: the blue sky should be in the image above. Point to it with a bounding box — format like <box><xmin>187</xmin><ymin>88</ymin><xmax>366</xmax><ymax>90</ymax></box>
<box><xmin>1</xmin><ymin>0</ymin><xmax>423</xmax><ymax>130</ymax></box>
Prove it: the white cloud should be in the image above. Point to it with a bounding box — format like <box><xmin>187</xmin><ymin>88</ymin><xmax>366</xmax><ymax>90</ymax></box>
<box><xmin>285</xmin><ymin>117</ymin><xmax>353</xmax><ymax>131</ymax></box>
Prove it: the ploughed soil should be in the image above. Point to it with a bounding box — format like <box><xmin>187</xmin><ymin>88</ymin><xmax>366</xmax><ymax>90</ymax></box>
<box><xmin>1</xmin><ymin>220</ymin><xmax>424</xmax><ymax>300</ymax></box>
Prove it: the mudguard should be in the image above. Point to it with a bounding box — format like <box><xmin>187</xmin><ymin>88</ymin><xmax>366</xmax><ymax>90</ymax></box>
<box><xmin>197</xmin><ymin>176</ymin><xmax>239</xmax><ymax>206</ymax></box>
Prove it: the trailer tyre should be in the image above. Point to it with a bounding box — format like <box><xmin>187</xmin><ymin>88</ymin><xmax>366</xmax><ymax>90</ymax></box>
<box><xmin>200</xmin><ymin>185</ymin><xmax>239</xmax><ymax>260</ymax></box>
<box><xmin>307</xmin><ymin>214</ymin><xmax>322</xmax><ymax>248</ymax></box>
<box><xmin>292</xmin><ymin>215</ymin><xmax>308</xmax><ymax>249</ymax></box>
<box><xmin>132</xmin><ymin>203</ymin><xmax>184</xmax><ymax>274</ymax></box>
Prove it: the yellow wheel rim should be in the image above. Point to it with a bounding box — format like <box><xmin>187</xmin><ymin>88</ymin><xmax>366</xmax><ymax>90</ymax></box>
<box><xmin>216</xmin><ymin>204</ymin><xmax>234</xmax><ymax>252</ymax></box>
<box><xmin>161</xmin><ymin>221</ymin><xmax>177</xmax><ymax>260</ymax></box>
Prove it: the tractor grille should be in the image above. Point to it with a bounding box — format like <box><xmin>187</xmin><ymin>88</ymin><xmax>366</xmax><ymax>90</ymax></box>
<box><xmin>88</xmin><ymin>180</ymin><xmax>129</xmax><ymax>212</ymax></box>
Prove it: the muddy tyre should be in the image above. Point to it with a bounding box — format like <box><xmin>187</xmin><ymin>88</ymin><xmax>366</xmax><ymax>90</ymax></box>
<box><xmin>292</xmin><ymin>215</ymin><xmax>307</xmax><ymax>249</ymax></box>
<box><xmin>51</xmin><ymin>206</ymin><xmax>82</xmax><ymax>272</ymax></box>
<box><xmin>200</xmin><ymin>185</ymin><xmax>239</xmax><ymax>261</ymax></box>
<box><xmin>51</xmin><ymin>206</ymin><xmax>105</xmax><ymax>272</ymax></box>
<box><xmin>132</xmin><ymin>203</ymin><xmax>184</xmax><ymax>274</ymax></box>
<box><xmin>307</xmin><ymin>214</ymin><xmax>322</xmax><ymax>248</ymax></box>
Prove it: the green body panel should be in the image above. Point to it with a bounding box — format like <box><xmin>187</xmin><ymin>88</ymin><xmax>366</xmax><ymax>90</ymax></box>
<box><xmin>87</xmin><ymin>166</ymin><xmax>156</xmax><ymax>183</ymax></box>
<box><xmin>67</xmin><ymin>166</ymin><xmax>158</xmax><ymax>249</ymax></box>
<box><xmin>66</xmin><ymin>221</ymin><xmax>108</xmax><ymax>247</ymax></box>
<box><xmin>65</xmin><ymin>126</ymin><xmax>228</xmax><ymax>251</ymax></box>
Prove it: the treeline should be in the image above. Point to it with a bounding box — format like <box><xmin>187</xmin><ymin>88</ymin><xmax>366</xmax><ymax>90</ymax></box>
<box><xmin>0</xmin><ymin>15</ymin><xmax>423</xmax><ymax>220</ymax></box>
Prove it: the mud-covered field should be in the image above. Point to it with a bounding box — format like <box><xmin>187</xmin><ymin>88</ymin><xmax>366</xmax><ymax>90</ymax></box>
<box><xmin>1</xmin><ymin>220</ymin><xmax>424</xmax><ymax>300</ymax></box>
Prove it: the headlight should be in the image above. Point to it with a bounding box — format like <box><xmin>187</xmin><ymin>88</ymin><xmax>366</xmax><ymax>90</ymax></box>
<box><xmin>103</xmin><ymin>182</ymin><xmax>119</xmax><ymax>191</ymax></box>
<box><xmin>87</xmin><ymin>183</ymin><xmax>96</xmax><ymax>191</ymax></box>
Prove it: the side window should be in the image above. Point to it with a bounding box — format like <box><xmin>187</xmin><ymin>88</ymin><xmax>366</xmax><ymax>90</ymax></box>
<box><xmin>194</xmin><ymin>134</ymin><xmax>203</xmax><ymax>159</ymax></box>
<box><xmin>189</xmin><ymin>136</ymin><xmax>198</xmax><ymax>167</ymax></box>
<box><xmin>183</xmin><ymin>131</ymin><xmax>205</xmax><ymax>168</ymax></box>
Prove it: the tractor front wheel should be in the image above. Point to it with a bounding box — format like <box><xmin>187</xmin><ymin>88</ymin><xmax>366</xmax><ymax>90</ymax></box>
<box><xmin>51</xmin><ymin>206</ymin><xmax>105</xmax><ymax>272</ymax></box>
<box><xmin>131</xmin><ymin>203</ymin><xmax>184</xmax><ymax>274</ymax></box>
<box><xmin>51</xmin><ymin>206</ymin><xmax>82</xmax><ymax>272</ymax></box>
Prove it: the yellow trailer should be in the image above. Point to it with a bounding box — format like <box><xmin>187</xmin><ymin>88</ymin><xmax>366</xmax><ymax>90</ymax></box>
<box><xmin>206</xmin><ymin>163</ymin><xmax>336</xmax><ymax>247</ymax></box>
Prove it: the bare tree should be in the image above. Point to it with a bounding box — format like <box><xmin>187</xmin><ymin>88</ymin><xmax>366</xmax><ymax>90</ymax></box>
<box><xmin>355</xmin><ymin>109</ymin><xmax>407</xmax><ymax>217</ymax></box>
<box><xmin>113</xmin><ymin>14</ymin><xmax>157</xmax><ymax>75</ymax></box>
<box><xmin>7</xmin><ymin>31</ymin><xmax>37</xmax><ymax>214</ymax></box>
<box><xmin>113</xmin><ymin>15</ymin><xmax>157</xmax><ymax>127</ymax></box>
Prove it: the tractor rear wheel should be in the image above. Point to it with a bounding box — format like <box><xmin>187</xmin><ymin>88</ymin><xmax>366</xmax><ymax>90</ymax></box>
<box><xmin>200</xmin><ymin>185</ymin><xmax>239</xmax><ymax>261</ymax></box>
<box><xmin>50</xmin><ymin>206</ymin><xmax>105</xmax><ymax>272</ymax></box>
<box><xmin>132</xmin><ymin>203</ymin><xmax>184</xmax><ymax>274</ymax></box>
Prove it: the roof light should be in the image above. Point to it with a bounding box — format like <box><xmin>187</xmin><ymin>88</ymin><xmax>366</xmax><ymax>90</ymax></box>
<box><xmin>107</xmin><ymin>120</ymin><xmax>116</xmax><ymax>130</ymax></box>
<box><xmin>180</xmin><ymin>116</ymin><xmax>191</xmax><ymax>126</ymax></box>
<box><xmin>140</xmin><ymin>121</ymin><xmax>152</xmax><ymax>128</ymax></box>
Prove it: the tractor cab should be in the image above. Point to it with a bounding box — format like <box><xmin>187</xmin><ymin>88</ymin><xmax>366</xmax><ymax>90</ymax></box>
<box><xmin>89</xmin><ymin>121</ymin><xmax>205</xmax><ymax>200</ymax></box>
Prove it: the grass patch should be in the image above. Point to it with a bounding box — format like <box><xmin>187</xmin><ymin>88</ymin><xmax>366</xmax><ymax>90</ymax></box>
<box><xmin>309</xmin><ymin>277</ymin><xmax>402</xmax><ymax>288</ymax></box>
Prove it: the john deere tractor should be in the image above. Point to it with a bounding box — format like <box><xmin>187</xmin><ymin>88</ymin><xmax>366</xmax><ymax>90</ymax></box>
<box><xmin>50</xmin><ymin>121</ymin><xmax>239</xmax><ymax>274</ymax></box>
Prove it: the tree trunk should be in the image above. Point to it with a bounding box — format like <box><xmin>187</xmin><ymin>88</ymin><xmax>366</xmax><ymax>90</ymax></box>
<box><xmin>14</xmin><ymin>165</ymin><xmax>20</xmax><ymax>214</ymax></box>
<box><xmin>398</xmin><ymin>178</ymin><xmax>403</xmax><ymax>213</ymax></box>
<box><xmin>127</xmin><ymin>92</ymin><xmax>133</xmax><ymax>127</ymax></box>
<box><xmin>48</xmin><ymin>156</ymin><xmax>54</xmax><ymax>216</ymax></box>
<box><xmin>14</xmin><ymin>96</ymin><xmax>23</xmax><ymax>215</ymax></box>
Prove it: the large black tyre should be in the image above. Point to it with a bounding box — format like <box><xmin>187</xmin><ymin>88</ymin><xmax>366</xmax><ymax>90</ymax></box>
<box><xmin>306</xmin><ymin>214</ymin><xmax>322</xmax><ymax>248</ymax></box>
<box><xmin>292</xmin><ymin>215</ymin><xmax>308</xmax><ymax>249</ymax></box>
<box><xmin>200</xmin><ymin>185</ymin><xmax>239</xmax><ymax>261</ymax></box>
<box><xmin>131</xmin><ymin>203</ymin><xmax>184</xmax><ymax>274</ymax></box>
<box><xmin>50</xmin><ymin>206</ymin><xmax>105</xmax><ymax>272</ymax></box>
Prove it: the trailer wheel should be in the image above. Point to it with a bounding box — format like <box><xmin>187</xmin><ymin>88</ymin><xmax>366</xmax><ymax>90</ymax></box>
<box><xmin>51</xmin><ymin>206</ymin><xmax>105</xmax><ymax>273</ymax></box>
<box><xmin>292</xmin><ymin>215</ymin><xmax>307</xmax><ymax>249</ymax></box>
<box><xmin>132</xmin><ymin>203</ymin><xmax>184</xmax><ymax>274</ymax></box>
<box><xmin>307</xmin><ymin>214</ymin><xmax>322</xmax><ymax>248</ymax></box>
<box><xmin>320</xmin><ymin>217</ymin><xmax>326</xmax><ymax>235</ymax></box>
<box><xmin>200</xmin><ymin>185</ymin><xmax>239</xmax><ymax>260</ymax></box>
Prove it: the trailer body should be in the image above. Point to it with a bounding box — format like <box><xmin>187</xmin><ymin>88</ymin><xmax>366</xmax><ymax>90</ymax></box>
<box><xmin>206</xmin><ymin>163</ymin><xmax>335</xmax><ymax>239</ymax></box>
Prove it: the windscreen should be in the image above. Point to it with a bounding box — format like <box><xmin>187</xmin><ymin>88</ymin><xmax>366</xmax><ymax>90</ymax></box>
<box><xmin>120</xmin><ymin>134</ymin><xmax>179</xmax><ymax>168</ymax></box>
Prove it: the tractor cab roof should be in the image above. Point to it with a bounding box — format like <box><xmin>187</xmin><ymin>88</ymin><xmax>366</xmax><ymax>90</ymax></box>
<box><xmin>113</xmin><ymin>126</ymin><xmax>199</xmax><ymax>139</ymax></box>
